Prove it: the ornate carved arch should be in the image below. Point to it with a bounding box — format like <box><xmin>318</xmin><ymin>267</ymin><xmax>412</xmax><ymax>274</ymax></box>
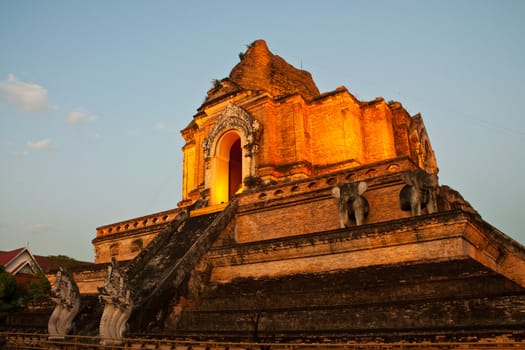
<box><xmin>203</xmin><ymin>103</ymin><xmax>262</xmax><ymax>203</ymax></box>
<box><xmin>203</xmin><ymin>103</ymin><xmax>261</xmax><ymax>161</ymax></box>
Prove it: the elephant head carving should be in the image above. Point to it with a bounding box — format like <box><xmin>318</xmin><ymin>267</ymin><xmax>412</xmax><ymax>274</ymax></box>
<box><xmin>399</xmin><ymin>170</ymin><xmax>438</xmax><ymax>216</ymax></box>
<box><xmin>332</xmin><ymin>181</ymin><xmax>369</xmax><ymax>227</ymax></box>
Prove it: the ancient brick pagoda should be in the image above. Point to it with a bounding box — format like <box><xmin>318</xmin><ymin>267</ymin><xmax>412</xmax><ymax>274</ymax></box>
<box><xmin>69</xmin><ymin>40</ymin><xmax>525</xmax><ymax>343</ymax></box>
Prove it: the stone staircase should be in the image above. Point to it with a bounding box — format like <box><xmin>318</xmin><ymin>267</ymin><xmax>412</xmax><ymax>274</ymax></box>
<box><xmin>123</xmin><ymin>200</ymin><xmax>238</xmax><ymax>331</ymax></box>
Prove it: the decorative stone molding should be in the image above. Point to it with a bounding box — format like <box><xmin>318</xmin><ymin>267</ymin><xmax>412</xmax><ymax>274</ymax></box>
<box><xmin>203</xmin><ymin>102</ymin><xmax>261</xmax><ymax>161</ymax></box>
<box><xmin>98</xmin><ymin>258</ymin><xmax>133</xmax><ymax>345</ymax></box>
<box><xmin>95</xmin><ymin>208</ymin><xmax>180</xmax><ymax>238</ymax></box>
<box><xmin>48</xmin><ymin>268</ymin><xmax>80</xmax><ymax>340</ymax></box>
<box><xmin>241</xmin><ymin>156</ymin><xmax>417</xmax><ymax>206</ymax></box>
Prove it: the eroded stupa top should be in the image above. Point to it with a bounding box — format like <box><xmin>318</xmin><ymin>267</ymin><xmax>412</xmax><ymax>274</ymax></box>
<box><xmin>202</xmin><ymin>40</ymin><xmax>320</xmax><ymax>107</ymax></box>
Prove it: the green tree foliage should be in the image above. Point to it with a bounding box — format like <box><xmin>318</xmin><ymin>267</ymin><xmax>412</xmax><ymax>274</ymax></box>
<box><xmin>0</xmin><ymin>266</ymin><xmax>52</xmax><ymax>323</ymax></box>
<box><xmin>211</xmin><ymin>78</ymin><xmax>223</xmax><ymax>92</ymax></box>
<box><xmin>45</xmin><ymin>255</ymin><xmax>83</xmax><ymax>272</ymax></box>
<box><xmin>0</xmin><ymin>266</ymin><xmax>21</xmax><ymax>322</ymax></box>
<box><xmin>24</xmin><ymin>272</ymin><xmax>50</xmax><ymax>305</ymax></box>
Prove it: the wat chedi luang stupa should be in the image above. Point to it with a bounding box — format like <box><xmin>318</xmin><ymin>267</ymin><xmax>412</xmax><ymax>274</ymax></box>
<box><xmin>9</xmin><ymin>40</ymin><xmax>525</xmax><ymax>347</ymax></box>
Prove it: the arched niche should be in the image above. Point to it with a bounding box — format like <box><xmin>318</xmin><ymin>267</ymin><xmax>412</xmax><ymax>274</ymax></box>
<box><xmin>212</xmin><ymin>130</ymin><xmax>242</xmax><ymax>204</ymax></box>
<box><xmin>203</xmin><ymin>103</ymin><xmax>261</xmax><ymax>205</ymax></box>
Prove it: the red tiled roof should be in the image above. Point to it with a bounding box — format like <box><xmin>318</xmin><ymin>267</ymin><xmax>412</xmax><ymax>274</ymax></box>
<box><xmin>34</xmin><ymin>255</ymin><xmax>94</xmax><ymax>273</ymax></box>
<box><xmin>1</xmin><ymin>248</ymin><xmax>93</xmax><ymax>274</ymax></box>
<box><xmin>0</xmin><ymin>248</ymin><xmax>25</xmax><ymax>266</ymax></box>
<box><xmin>34</xmin><ymin>255</ymin><xmax>55</xmax><ymax>272</ymax></box>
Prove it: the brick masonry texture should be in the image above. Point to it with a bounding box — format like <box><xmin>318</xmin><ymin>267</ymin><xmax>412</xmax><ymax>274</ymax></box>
<box><xmin>63</xmin><ymin>40</ymin><xmax>525</xmax><ymax>345</ymax></box>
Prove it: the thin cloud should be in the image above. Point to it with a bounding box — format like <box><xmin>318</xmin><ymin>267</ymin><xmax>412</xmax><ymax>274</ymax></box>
<box><xmin>27</xmin><ymin>138</ymin><xmax>58</xmax><ymax>151</ymax></box>
<box><xmin>25</xmin><ymin>223</ymin><xmax>51</xmax><ymax>234</ymax></box>
<box><xmin>0</xmin><ymin>74</ymin><xmax>57</xmax><ymax>112</ymax></box>
<box><xmin>154</xmin><ymin>121</ymin><xmax>177</xmax><ymax>132</ymax></box>
<box><xmin>67</xmin><ymin>107</ymin><xmax>97</xmax><ymax>125</ymax></box>
<box><xmin>2</xmin><ymin>140</ymin><xmax>29</xmax><ymax>157</ymax></box>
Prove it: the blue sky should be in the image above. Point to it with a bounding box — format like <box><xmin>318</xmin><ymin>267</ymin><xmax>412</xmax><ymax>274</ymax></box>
<box><xmin>1</xmin><ymin>1</ymin><xmax>524</xmax><ymax>261</ymax></box>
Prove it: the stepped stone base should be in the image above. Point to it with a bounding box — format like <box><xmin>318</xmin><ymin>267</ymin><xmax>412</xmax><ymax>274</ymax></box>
<box><xmin>173</xmin><ymin>260</ymin><xmax>525</xmax><ymax>341</ymax></box>
<box><xmin>155</xmin><ymin>209</ymin><xmax>525</xmax><ymax>342</ymax></box>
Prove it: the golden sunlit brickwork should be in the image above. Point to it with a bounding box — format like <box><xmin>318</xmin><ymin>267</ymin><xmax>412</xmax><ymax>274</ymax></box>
<box><xmin>67</xmin><ymin>40</ymin><xmax>525</xmax><ymax>344</ymax></box>
<box><xmin>232</xmin><ymin>159</ymin><xmax>416</xmax><ymax>243</ymax></box>
<box><xmin>174</xmin><ymin>40</ymin><xmax>437</xmax><ymax>245</ymax></box>
<box><xmin>85</xmin><ymin>39</ymin><xmax>494</xmax><ymax>283</ymax></box>
<box><xmin>92</xmin><ymin>208</ymin><xmax>181</xmax><ymax>264</ymax></box>
<box><xmin>180</xmin><ymin>65</ymin><xmax>437</xmax><ymax>207</ymax></box>
<box><xmin>93</xmin><ymin>40</ymin><xmax>437</xmax><ymax>264</ymax></box>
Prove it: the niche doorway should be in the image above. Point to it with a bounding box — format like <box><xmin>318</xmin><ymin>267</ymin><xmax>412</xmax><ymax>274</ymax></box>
<box><xmin>212</xmin><ymin>131</ymin><xmax>243</xmax><ymax>205</ymax></box>
<box><xmin>229</xmin><ymin>138</ymin><xmax>242</xmax><ymax>200</ymax></box>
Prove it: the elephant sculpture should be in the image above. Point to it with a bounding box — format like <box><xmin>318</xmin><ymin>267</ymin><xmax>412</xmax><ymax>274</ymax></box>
<box><xmin>332</xmin><ymin>181</ymin><xmax>369</xmax><ymax>227</ymax></box>
<box><xmin>399</xmin><ymin>169</ymin><xmax>438</xmax><ymax>216</ymax></box>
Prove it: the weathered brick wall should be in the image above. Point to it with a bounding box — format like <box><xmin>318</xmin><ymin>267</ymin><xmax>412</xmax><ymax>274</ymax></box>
<box><xmin>73</xmin><ymin>265</ymin><xmax>107</xmax><ymax>295</ymax></box>
<box><xmin>236</xmin><ymin>193</ymin><xmax>338</xmax><ymax>243</ymax></box>
<box><xmin>308</xmin><ymin>93</ymin><xmax>364</xmax><ymax>169</ymax></box>
<box><xmin>93</xmin><ymin>207</ymin><xmax>181</xmax><ymax>264</ymax></box>
<box><xmin>178</xmin><ymin>295</ymin><xmax>525</xmax><ymax>336</ymax></box>
<box><xmin>362</xmin><ymin>100</ymin><xmax>397</xmax><ymax>163</ymax></box>
<box><xmin>179</xmin><ymin>43</ymin><xmax>432</xmax><ymax>205</ymax></box>
<box><xmin>233</xmin><ymin>162</ymin><xmax>415</xmax><ymax>244</ymax></box>
<box><xmin>46</xmin><ymin>263</ymin><xmax>108</xmax><ymax>295</ymax></box>
<box><xmin>175</xmin><ymin>261</ymin><xmax>525</xmax><ymax>339</ymax></box>
<box><xmin>390</xmin><ymin>101</ymin><xmax>412</xmax><ymax>157</ymax></box>
<box><xmin>210</xmin><ymin>211</ymin><xmax>473</xmax><ymax>282</ymax></box>
<box><xmin>93</xmin><ymin>231</ymin><xmax>159</xmax><ymax>264</ymax></box>
<box><xmin>175</xmin><ymin>202</ymin><xmax>525</xmax><ymax>340</ymax></box>
<box><xmin>182</xmin><ymin>88</ymin><xmax>418</xmax><ymax>196</ymax></box>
